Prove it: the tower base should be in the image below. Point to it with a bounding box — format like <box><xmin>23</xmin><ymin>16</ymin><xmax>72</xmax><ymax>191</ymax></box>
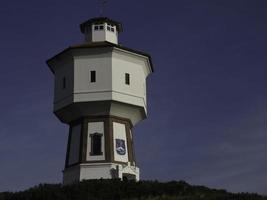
<box><xmin>63</xmin><ymin>163</ymin><xmax>140</xmax><ymax>185</ymax></box>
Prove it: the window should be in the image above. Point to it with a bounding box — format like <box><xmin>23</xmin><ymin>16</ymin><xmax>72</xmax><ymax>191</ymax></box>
<box><xmin>62</xmin><ymin>77</ymin><xmax>66</xmax><ymax>89</ymax></box>
<box><xmin>94</xmin><ymin>24</ymin><xmax>104</xmax><ymax>31</ymax></box>
<box><xmin>94</xmin><ymin>23</ymin><xmax>114</xmax><ymax>32</ymax></box>
<box><xmin>90</xmin><ymin>133</ymin><xmax>102</xmax><ymax>155</ymax></box>
<box><xmin>90</xmin><ymin>70</ymin><xmax>96</xmax><ymax>82</ymax></box>
<box><xmin>107</xmin><ymin>24</ymin><xmax>115</xmax><ymax>32</ymax></box>
<box><xmin>125</xmin><ymin>73</ymin><xmax>130</xmax><ymax>85</ymax></box>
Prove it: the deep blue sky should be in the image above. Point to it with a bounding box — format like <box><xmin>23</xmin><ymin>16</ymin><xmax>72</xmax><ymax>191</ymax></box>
<box><xmin>0</xmin><ymin>0</ymin><xmax>267</xmax><ymax>195</ymax></box>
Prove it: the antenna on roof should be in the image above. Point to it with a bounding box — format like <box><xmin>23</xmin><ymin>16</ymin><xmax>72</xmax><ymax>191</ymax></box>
<box><xmin>99</xmin><ymin>0</ymin><xmax>108</xmax><ymax>17</ymax></box>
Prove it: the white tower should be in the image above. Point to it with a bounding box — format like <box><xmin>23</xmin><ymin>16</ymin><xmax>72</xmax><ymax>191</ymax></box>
<box><xmin>46</xmin><ymin>17</ymin><xmax>153</xmax><ymax>184</ymax></box>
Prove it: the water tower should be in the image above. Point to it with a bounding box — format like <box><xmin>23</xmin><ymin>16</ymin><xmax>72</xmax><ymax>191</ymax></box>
<box><xmin>46</xmin><ymin>17</ymin><xmax>153</xmax><ymax>184</ymax></box>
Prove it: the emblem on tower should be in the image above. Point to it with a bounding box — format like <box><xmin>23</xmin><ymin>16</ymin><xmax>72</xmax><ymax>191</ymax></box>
<box><xmin>46</xmin><ymin>17</ymin><xmax>153</xmax><ymax>184</ymax></box>
<box><xmin>116</xmin><ymin>139</ymin><xmax>126</xmax><ymax>155</ymax></box>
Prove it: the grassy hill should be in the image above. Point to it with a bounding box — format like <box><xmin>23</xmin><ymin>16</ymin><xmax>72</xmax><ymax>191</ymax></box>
<box><xmin>0</xmin><ymin>179</ymin><xmax>266</xmax><ymax>200</ymax></box>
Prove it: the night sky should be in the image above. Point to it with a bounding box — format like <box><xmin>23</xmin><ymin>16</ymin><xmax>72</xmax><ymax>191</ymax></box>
<box><xmin>0</xmin><ymin>0</ymin><xmax>267</xmax><ymax>195</ymax></box>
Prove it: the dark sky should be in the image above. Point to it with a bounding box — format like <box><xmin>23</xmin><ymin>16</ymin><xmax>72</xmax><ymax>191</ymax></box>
<box><xmin>0</xmin><ymin>0</ymin><xmax>267</xmax><ymax>195</ymax></box>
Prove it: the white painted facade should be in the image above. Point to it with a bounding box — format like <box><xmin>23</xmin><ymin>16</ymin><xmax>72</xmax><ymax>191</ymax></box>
<box><xmin>73</xmin><ymin>50</ymin><xmax>112</xmax><ymax>103</ymax></box>
<box><xmin>51</xmin><ymin>47</ymin><xmax>152</xmax><ymax>126</ymax></box>
<box><xmin>109</xmin><ymin>102</ymin><xmax>144</xmax><ymax>126</ymax></box>
<box><xmin>113</xmin><ymin>122</ymin><xmax>128</xmax><ymax>163</ymax></box>
<box><xmin>72</xmin><ymin>48</ymin><xmax>149</xmax><ymax>109</ymax></box>
<box><xmin>111</xmin><ymin>49</ymin><xmax>149</xmax><ymax>110</ymax></box>
<box><xmin>63</xmin><ymin>163</ymin><xmax>140</xmax><ymax>185</ymax></box>
<box><xmin>86</xmin><ymin>122</ymin><xmax>105</xmax><ymax>161</ymax></box>
<box><xmin>68</xmin><ymin>124</ymin><xmax>81</xmax><ymax>165</ymax></box>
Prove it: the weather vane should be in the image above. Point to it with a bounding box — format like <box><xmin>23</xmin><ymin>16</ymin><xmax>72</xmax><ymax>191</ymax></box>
<box><xmin>99</xmin><ymin>0</ymin><xmax>108</xmax><ymax>16</ymax></box>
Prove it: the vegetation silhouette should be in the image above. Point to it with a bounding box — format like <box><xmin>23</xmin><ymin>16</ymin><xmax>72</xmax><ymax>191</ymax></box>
<box><xmin>0</xmin><ymin>179</ymin><xmax>266</xmax><ymax>200</ymax></box>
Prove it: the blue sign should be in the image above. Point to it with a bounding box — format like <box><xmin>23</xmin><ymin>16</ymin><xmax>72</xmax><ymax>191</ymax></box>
<box><xmin>116</xmin><ymin>139</ymin><xmax>126</xmax><ymax>155</ymax></box>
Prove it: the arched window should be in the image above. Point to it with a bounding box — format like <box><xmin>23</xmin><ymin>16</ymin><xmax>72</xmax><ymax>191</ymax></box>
<box><xmin>90</xmin><ymin>133</ymin><xmax>103</xmax><ymax>155</ymax></box>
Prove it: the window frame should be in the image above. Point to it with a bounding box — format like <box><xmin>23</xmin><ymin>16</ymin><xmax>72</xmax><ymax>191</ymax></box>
<box><xmin>90</xmin><ymin>133</ymin><xmax>103</xmax><ymax>156</ymax></box>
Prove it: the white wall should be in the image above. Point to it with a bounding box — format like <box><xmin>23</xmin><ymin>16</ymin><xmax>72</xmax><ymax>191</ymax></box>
<box><xmin>73</xmin><ymin>49</ymin><xmax>148</xmax><ymax>109</ymax></box>
<box><xmin>63</xmin><ymin>163</ymin><xmax>140</xmax><ymax>183</ymax></box>
<box><xmin>73</xmin><ymin>50</ymin><xmax>112</xmax><ymax>103</ymax></box>
<box><xmin>110</xmin><ymin>102</ymin><xmax>144</xmax><ymax>125</ymax></box>
<box><xmin>92</xmin><ymin>29</ymin><xmax>106</xmax><ymax>43</ymax></box>
<box><xmin>86</xmin><ymin>122</ymin><xmax>105</xmax><ymax>161</ymax></box>
<box><xmin>80</xmin><ymin>163</ymin><xmax>113</xmax><ymax>180</ymax></box>
<box><xmin>54</xmin><ymin>48</ymin><xmax>151</xmax><ymax>112</ymax></box>
<box><xmin>113</xmin><ymin>122</ymin><xmax>128</xmax><ymax>163</ymax></box>
<box><xmin>68</xmin><ymin>124</ymin><xmax>81</xmax><ymax>165</ymax></box>
<box><xmin>111</xmin><ymin>50</ymin><xmax>148</xmax><ymax>109</ymax></box>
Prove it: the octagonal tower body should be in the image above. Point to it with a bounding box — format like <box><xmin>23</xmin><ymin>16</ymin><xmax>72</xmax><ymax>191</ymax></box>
<box><xmin>47</xmin><ymin>17</ymin><xmax>153</xmax><ymax>184</ymax></box>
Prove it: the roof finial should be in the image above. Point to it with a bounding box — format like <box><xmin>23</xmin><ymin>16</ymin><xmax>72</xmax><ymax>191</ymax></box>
<box><xmin>99</xmin><ymin>0</ymin><xmax>108</xmax><ymax>17</ymax></box>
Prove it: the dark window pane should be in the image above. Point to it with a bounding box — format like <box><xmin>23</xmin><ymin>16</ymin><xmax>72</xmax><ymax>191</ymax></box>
<box><xmin>99</xmin><ymin>25</ymin><xmax>104</xmax><ymax>30</ymax></box>
<box><xmin>91</xmin><ymin>133</ymin><xmax>102</xmax><ymax>155</ymax></box>
<box><xmin>125</xmin><ymin>73</ymin><xmax>130</xmax><ymax>85</ymax></box>
<box><xmin>62</xmin><ymin>77</ymin><xmax>66</xmax><ymax>89</ymax></box>
<box><xmin>94</xmin><ymin>26</ymin><xmax>99</xmax><ymax>30</ymax></box>
<box><xmin>90</xmin><ymin>70</ymin><xmax>96</xmax><ymax>82</ymax></box>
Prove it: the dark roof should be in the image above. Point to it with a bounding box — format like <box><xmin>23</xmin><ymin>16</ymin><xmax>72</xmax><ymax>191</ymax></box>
<box><xmin>80</xmin><ymin>17</ymin><xmax>123</xmax><ymax>33</ymax></box>
<box><xmin>46</xmin><ymin>41</ymin><xmax>154</xmax><ymax>73</ymax></box>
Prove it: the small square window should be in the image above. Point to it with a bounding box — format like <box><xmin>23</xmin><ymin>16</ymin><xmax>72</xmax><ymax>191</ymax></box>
<box><xmin>90</xmin><ymin>70</ymin><xmax>96</xmax><ymax>83</ymax></box>
<box><xmin>99</xmin><ymin>25</ymin><xmax>104</xmax><ymax>30</ymax></box>
<box><xmin>125</xmin><ymin>73</ymin><xmax>130</xmax><ymax>85</ymax></box>
<box><xmin>107</xmin><ymin>26</ymin><xmax>111</xmax><ymax>31</ymax></box>
<box><xmin>111</xmin><ymin>27</ymin><xmax>114</xmax><ymax>32</ymax></box>
<box><xmin>94</xmin><ymin>26</ymin><xmax>99</xmax><ymax>30</ymax></box>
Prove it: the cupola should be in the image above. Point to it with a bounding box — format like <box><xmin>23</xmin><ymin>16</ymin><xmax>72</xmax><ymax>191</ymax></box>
<box><xmin>80</xmin><ymin>17</ymin><xmax>123</xmax><ymax>44</ymax></box>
